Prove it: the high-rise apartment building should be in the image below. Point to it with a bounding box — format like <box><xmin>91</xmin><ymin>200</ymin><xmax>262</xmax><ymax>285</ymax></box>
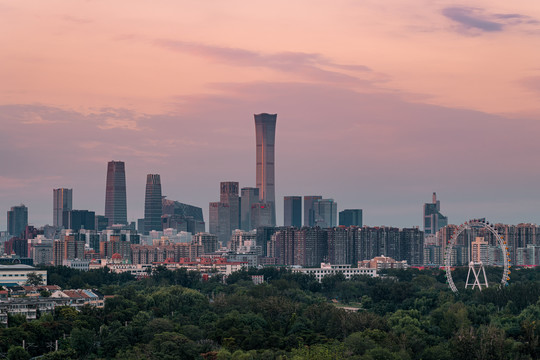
<box><xmin>193</xmin><ymin>232</ymin><xmax>219</xmax><ymax>254</ymax></box>
<box><xmin>423</xmin><ymin>192</ymin><xmax>447</xmax><ymax>235</ymax></box>
<box><xmin>7</xmin><ymin>204</ymin><xmax>28</xmax><ymax>237</ymax></box>
<box><xmin>270</xmin><ymin>227</ymin><xmax>296</xmax><ymax>266</ymax></box>
<box><xmin>240</xmin><ymin>187</ymin><xmax>259</xmax><ymax>231</ymax></box>
<box><xmin>314</xmin><ymin>199</ymin><xmax>338</xmax><ymax>228</ymax></box>
<box><xmin>53</xmin><ymin>234</ymin><xmax>85</xmax><ymax>266</ymax></box>
<box><xmin>339</xmin><ymin>209</ymin><xmax>363</xmax><ymax>227</ymax></box>
<box><xmin>144</xmin><ymin>174</ymin><xmax>162</xmax><ymax>233</ymax></box>
<box><xmin>327</xmin><ymin>227</ymin><xmax>355</xmax><ymax>265</ymax></box>
<box><xmin>53</xmin><ymin>188</ymin><xmax>72</xmax><ymax>228</ymax></box>
<box><xmin>229</xmin><ymin>229</ymin><xmax>258</xmax><ymax>253</ymax></box>
<box><xmin>284</xmin><ymin>196</ymin><xmax>302</xmax><ymax>228</ymax></box>
<box><xmin>471</xmin><ymin>237</ymin><xmax>489</xmax><ymax>263</ymax></box>
<box><xmin>295</xmin><ymin>227</ymin><xmax>327</xmax><ymax>267</ymax></box>
<box><xmin>105</xmin><ymin>161</ymin><xmax>127</xmax><ymax>226</ymax></box>
<box><xmin>254</xmin><ymin>113</ymin><xmax>277</xmax><ymax>226</ymax></box>
<box><xmin>304</xmin><ymin>196</ymin><xmax>322</xmax><ymax>227</ymax></box>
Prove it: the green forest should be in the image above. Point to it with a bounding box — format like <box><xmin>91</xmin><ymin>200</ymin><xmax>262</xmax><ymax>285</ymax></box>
<box><xmin>1</xmin><ymin>266</ymin><xmax>539</xmax><ymax>359</ymax></box>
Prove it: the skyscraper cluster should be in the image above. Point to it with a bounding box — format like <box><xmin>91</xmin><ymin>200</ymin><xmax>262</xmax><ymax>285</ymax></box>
<box><xmin>208</xmin><ymin>113</ymin><xmax>366</xmax><ymax>245</ymax></box>
<box><xmin>209</xmin><ymin>114</ymin><xmax>277</xmax><ymax>244</ymax></box>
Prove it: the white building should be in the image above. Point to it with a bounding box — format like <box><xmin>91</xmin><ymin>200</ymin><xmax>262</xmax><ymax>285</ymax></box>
<box><xmin>63</xmin><ymin>259</ymin><xmax>91</xmax><ymax>271</ymax></box>
<box><xmin>0</xmin><ymin>265</ymin><xmax>47</xmax><ymax>286</ymax></box>
<box><xmin>292</xmin><ymin>263</ymin><xmax>377</xmax><ymax>282</ymax></box>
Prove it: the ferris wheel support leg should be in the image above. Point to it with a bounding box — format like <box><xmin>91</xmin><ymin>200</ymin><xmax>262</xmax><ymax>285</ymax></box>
<box><xmin>472</xmin><ymin>266</ymin><xmax>482</xmax><ymax>290</ymax></box>
<box><xmin>481</xmin><ymin>264</ymin><xmax>488</xmax><ymax>288</ymax></box>
<box><xmin>465</xmin><ymin>265</ymin><xmax>472</xmax><ymax>288</ymax></box>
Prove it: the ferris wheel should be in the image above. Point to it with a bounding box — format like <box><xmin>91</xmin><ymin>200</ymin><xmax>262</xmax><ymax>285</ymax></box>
<box><xmin>444</xmin><ymin>219</ymin><xmax>511</xmax><ymax>293</ymax></box>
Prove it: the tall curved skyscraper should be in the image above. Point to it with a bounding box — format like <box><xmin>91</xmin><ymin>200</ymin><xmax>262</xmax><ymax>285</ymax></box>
<box><xmin>144</xmin><ymin>174</ymin><xmax>162</xmax><ymax>233</ymax></box>
<box><xmin>105</xmin><ymin>161</ymin><xmax>127</xmax><ymax>226</ymax></box>
<box><xmin>254</xmin><ymin>113</ymin><xmax>277</xmax><ymax>226</ymax></box>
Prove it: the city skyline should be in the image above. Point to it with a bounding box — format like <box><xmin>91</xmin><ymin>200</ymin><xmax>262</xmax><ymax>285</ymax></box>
<box><xmin>1</xmin><ymin>2</ymin><xmax>540</xmax><ymax>229</ymax></box>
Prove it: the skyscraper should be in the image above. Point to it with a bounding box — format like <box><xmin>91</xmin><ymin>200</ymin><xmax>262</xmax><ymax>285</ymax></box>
<box><xmin>53</xmin><ymin>188</ymin><xmax>72</xmax><ymax>228</ymax></box>
<box><xmin>162</xmin><ymin>196</ymin><xmax>205</xmax><ymax>234</ymax></box>
<box><xmin>105</xmin><ymin>161</ymin><xmax>127</xmax><ymax>226</ymax></box>
<box><xmin>209</xmin><ymin>202</ymin><xmax>229</xmax><ymax>245</ymax></box>
<box><xmin>7</xmin><ymin>204</ymin><xmax>28</xmax><ymax>237</ymax></box>
<box><xmin>209</xmin><ymin>181</ymin><xmax>240</xmax><ymax>245</ymax></box>
<box><xmin>423</xmin><ymin>192</ymin><xmax>448</xmax><ymax>235</ymax></box>
<box><xmin>220</xmin><ymin>182</ymin><xmax>240</xmax><ymax>229</ymax></box>
<box><xmin>254</xmin><ymin>113</ymin><xmax>277</xmax><ymax>226</ymax></box>
<box><xmin>304</xmin><ymin>196</ymin><xmax>322</xmax><ymax>227</ymax></box>
<box><xmin>240</xmin><ymin>187</ymin><xmax>259</xmax><ymax>231</ymax></box>
<box><xmin>284</xmin><ymin>196</ymin><xmax>302</xmax><ymax>227</ymax></box>
<box><xmin>250</xmin><ymin>203</ymin><xmax>273</xmax><ymax>229</ymax></box>
<box><xmin>339</xmin><ymin>209</ymin><xmax>363</xmax><ymax>227</ymax></box>
<box><xmin>314</xmin><ymin>199</ymin><xmax>338</xmax><ymax>228</ymax></box>
<box><xmin>144</xmin><ymin>174</ymin><xmax>162</xmax><ymax>233</ymax></box>
<box><xmin>62</xmin><ymin>210</ymin><xmax>96</xmax><ymax>231</ymax></box>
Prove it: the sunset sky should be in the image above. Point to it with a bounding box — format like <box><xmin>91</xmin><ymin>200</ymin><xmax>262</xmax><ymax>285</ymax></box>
<box><xmin>1</xmin><ymin>1</ymin><xmax>540</xmax><ymax>229</ymax></box>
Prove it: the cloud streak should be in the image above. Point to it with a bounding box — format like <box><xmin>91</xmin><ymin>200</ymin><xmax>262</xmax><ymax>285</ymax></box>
<box><xmin>442</xmin><ymin>7</ymin><xmax>539</xmax><ymax>34</ymax></box>
<box><xmin>153</xmin><ymin>39</ymin><xmax>375</xmax><ymax>84</ymax></box>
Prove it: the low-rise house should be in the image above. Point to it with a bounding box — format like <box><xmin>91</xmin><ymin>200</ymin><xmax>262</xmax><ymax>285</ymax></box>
<box><xmin>50</xmin><ymin>289</ymin><xmax>104</xmax><ymax>308</ymax></box>
<box><xmin>0</xmin><ymin>298</ymin><xmax>71</xmax><ymax>325</ymax></box>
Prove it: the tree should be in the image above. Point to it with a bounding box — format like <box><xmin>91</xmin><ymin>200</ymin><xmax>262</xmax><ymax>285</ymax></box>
<box><xmin>70</xmin><ymin>328</ymin><xmax>95</xmax><ymax>358</ymax></box>
<box><xmin>7</xmin><ymin>346</ymin><xmax>30</xmax><ymax>360</ymax></box>
<box><xmin>25</xmin><ymin>272</ymin><xmax>43</xmax><ymax>286</ymax></box>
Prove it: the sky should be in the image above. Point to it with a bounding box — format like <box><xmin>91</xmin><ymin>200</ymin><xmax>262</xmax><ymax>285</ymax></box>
<box><xmin>1</xmin><ymin>1</ymin><xmax>540</xmax><ymax>230</ymax></box>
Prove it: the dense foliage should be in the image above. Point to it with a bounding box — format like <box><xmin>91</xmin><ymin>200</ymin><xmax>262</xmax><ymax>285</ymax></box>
<box><xmin>1</xmin><ymin>266</ymin><xmax>539</xmax><ymax>359</ymax></box>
